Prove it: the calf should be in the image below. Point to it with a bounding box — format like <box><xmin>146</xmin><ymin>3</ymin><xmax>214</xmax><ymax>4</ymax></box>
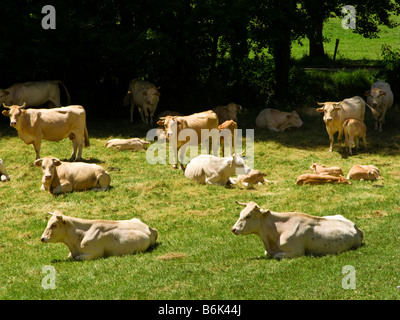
<box><xmin>343</xmin><ymin>119</ymin><xmax>367</xmax><ymax>155</ymax></box>
<box><xmin>231</xmin><ymin>201</ymin><xmax>363</xmax><ymax>259</ymax></box>
<box><xmin>0</xmin><ymin>158</ymin><xmax>10</xmax><ymax>181</ymax></box>
<box><xmin>310</xmin><ymin>163</ymin><xmax>343</xmax><ymax>177</ymax></box>
<box><xmin>218</xmin><ymin>120</ymin><xmax>237</xmax><ymax>156</ymax></box>
<box><xmin>346</xmin><ymin>164</ymin><xmax>381</xmax><ymax>181</ymax></box>
<box><xmin>34</xmin><ymin>156</ymin><xmax>111</xmax><ymax>194</ymax></box>
<box><xmin>255</xmin><ymin>108</ymin><xmax>303</xmax><ymax>132</ymax></box>
<box><xmin>230</xmin><ymin>169</ymin><xmax>270</xmax><ymax>187</ymax></box>
<box><xmin>296</xmin><ymin>174</ymin><xmax>351</xmax><ymax>185</ymax></box>
<box><xmin>105</xmin><ymin>138</ymin><xmax>150</xmax><ymax>151</ymax></box>
<box><xmin>183</xmin><ymin>153</ymin><xmax>251</xmax><ymax>186</ymax></box>
<box><xmin>41</xmin><ymin>211</ymin><xmax>158</xmax><ymax>261</ymax></box>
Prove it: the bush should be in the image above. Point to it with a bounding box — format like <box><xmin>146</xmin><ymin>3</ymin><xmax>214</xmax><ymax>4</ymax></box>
<box><xmin>377</xmin><ymin>45</ymin><xmax>400</xmax><ymax>102</ymax></box>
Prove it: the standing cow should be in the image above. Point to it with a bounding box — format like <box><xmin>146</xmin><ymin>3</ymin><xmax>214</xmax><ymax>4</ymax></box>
<box><xmin>2</xmin><ymin>104</ymin><xmax>89</xmax><ymax>161</ymax></box>
<box><xmin>0</xmin><ymin>80</ymin><xmax>70</xmax><ymax>108</ymax></box>
<box><xmin>157</xmin><ymin>110</ymin><xmax>219</xmax><ymax>169</ymax></box>
<box><xmin>365</xmin><ymin>80</ymin><xmax>394</xmax><ymax>131</ymax></box>
<box><xmin>343</xmin><ymin>118</ymin><xmax>367</xmax><ymax>155</ymax></box>
<box><xmin>213</xmin><ymin>103</ymin><xmax>242</xmax><ymax>124</ymax></box>
<box><xmin>255</xmin><ymin>108</ymin><xmax>303</xmax><ymax>132</ymax></box>
<box><xmin>316</xmin><ymin>96</ymin><xmax>365</xmax><ymax>152</ymax></box>
<box><xmin>123</xmin><ymin>79</ymin><xmax>160</xmax><ymax>125</ymax></box>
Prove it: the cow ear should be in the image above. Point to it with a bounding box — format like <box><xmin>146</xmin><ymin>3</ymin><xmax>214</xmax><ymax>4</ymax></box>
<box><xmin>55</xmin><ymin>213</ymin><xmax>66</xmax><ymax>224</ymax></box>
<box><xmin>379</xmin><ymin>91</ymin><xmax>386</xmax><ymax>97</ymax></box>
<box><xmin>52</xmin><ymin>158</ymin><xmax>62</xmax><ymax>166</ymax></box>
<box><xmin>364</xmin><ymin>90</ymin><xmax>371</xmax><ymax>97</ymax></box>
<box><xmin>34</xmin><ymin>159</ymin><xmax>43</xmax><ymax>167</ymax></box>
<box><xmin>235</xmin><ymin>201</ymin><xmax>247</xmax><ymax>207</ymax></box>
<box><xmin>3</xmin><ymin>91</ymin><xmax>10</xmax><ymax>96</ymax></box>
<box><xmin>316</xmin><ymin>107</ymin><xmax>324</xmax><ymax>113</ymax></box>
<box><xmin>2</xmin><ymin>110</ymin><xmax>9</xmax><ymax>116</ymax></box>
<box><xmin>157</xmin><ymin>120</ymin><xmax>165</xmax><ymax>126</ymax></box>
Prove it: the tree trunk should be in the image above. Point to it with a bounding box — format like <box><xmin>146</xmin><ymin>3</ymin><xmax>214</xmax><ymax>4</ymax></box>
<box><xmin>273</xmin><ymin>37</ymin><xmax>291</xmax><ymax>100</ymax></box>
<box><xmin>308</xmin><ymin>15</ymin><xmax>325</xmax><ymax>58</ymax></box>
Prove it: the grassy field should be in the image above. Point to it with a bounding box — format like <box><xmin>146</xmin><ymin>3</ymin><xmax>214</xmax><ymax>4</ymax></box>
<box><xmin>1</xmin><ymin>106</ymin><xmax>400</xmax><ymax>300</ymax></box>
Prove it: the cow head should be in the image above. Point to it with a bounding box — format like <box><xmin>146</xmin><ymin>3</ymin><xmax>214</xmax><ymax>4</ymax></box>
<box><xmin>226</xmin><ymin>152</ymin><xmax>251</xmax><ymax>176</ymax></box>
<box><xmin>231</xmin><ymin>201</ymin><xmax>271</xmax><ymax>235</ymax></box>
<box><xmin>316</xmin><ymin>102</ymin><xmax>341</xmax><ymax>123</ymax></box>
<box><xmin>34</xmin><ymin>157</ymin><xmax>62</xmax><ymax>190</ymax></box>
<box><xmin>365</xmin><ymin>88</ymin><xmax>386</xmax><ymax>109</ymax></box>
<box><xmin>41</xmin><ymin>211</ymin><xmax>67</xmax><ymax>243</ymax></box>
<box><xmin>157</xmin><ymin>116</ymin><xmax>187</xmax><ymax>141</ymax></box>
<box><xmin>2</xmin><ymin>103</ymin><xmax>27</xmax><ymax>127</ymax></box>
<box><xmin>143</xmin><ymin>87</ymin><xmax>161</xmax><ymax>106</ymax></box>
<box><xmin>287</xmin><ymin>110</ymin><xmax>303</xmax><ymax>128</ymax></box>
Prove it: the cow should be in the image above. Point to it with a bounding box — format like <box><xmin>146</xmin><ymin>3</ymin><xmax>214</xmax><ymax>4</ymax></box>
<box><xmin>0</xmin><ymin>80</ymin><xmax>70</xmax><ymax>108</ymax></box>
<box><xmin>231</xmin><ymin>201</ymin><xmax>364</xmax><ymax>259</ymax></box>
<box><xmin>0</xmin><ymin>158</ymin><xmax>10</xmax><ymax>181</ymax></box>
<box><xmin>347</xmin><ymin>164</ymin><xmax>381</xmax><ymax>181</ymax></box>
<box><xmin>309</xmin><ymin>163</ymin><xmax>343</xmax><ymax>177</ymax></box>
<box><xmin>230</xmin><ymin>169</ymin><xmax>270</xmax><ymax>187</ymax></box>
<box><xmin>183</xmin><ymin>153</ymin><xmax>251</xmax><ymax>186</ymax></box>
<box><xmin>157</xmin><ymin>110</ymin><xmax>219</xmax><ymax>169</ymax></box>
<box><xmin>343</xmin><ymin>119</ymin><xmax>367</xmax><ymax>155</ymax></box>
<box><xmin>296</xmin><ymin>174</ymin><xmax>351</xmax><ymax>185</ymax></box>
<box><xmin>105</xmin><ymin>138</ymin><xmax>150</xmax><ymax>151</ymax></box>
<box><xmin>218</xmin><ymin>120</ymin><xmax>237</xmax><ymax>156</ymax></box>
<box><xmin>316</xmin><ymin>96</ymin><xmax>365</xmax><ymax>152</ymax></box>
<box><xmin>365</xmin><ymin>80</ymin><xmax>394</xmax><ymax>131</ymax></box>
<box><xmin>255</xmin><ymin>108</ymin><xmax>303</xmax><ymax>132</ymax></box>
<box><xmin>34</xmin><ymin>156</ymin><xmax>111</xmax><ymax>194</ymax></box>
<box><xmin>2</xmin><ymin>104</ymin><xmax>89</xmax><ymax>161</ymax></box>
<box><xmin>123</xmin><ymin>79</ymin><xmax>160</xmax><ymax>125</ymax></box>
<box><xmin>41</xmin><ymin>211</ymin><xmax>158</xmax><ymax>261</ymax></box>
<box><xmin>213</xmin><ymin>103</ymin><xmax>242</xmax><ymax>124</ymax></box>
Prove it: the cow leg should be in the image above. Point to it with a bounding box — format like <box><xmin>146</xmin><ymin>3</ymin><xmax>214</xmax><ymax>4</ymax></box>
<box><xmin>328</xmin><ymin>132</ymin><xmax>334</xmax><ymax>152</ymax></box>
<box><xmin>143</xmin><ymin>108</ymin><xmax>150</xmax><ymax>125</ymax></box>
<box><xmin>52</xmin><ymin>183</ymin><xmax>73</xmax><ymax>194</ymax></box>
<box><xmin>69</xmin><ymin>139</ymin><xmax>78</xmax><ymax>162</ymax></box>
<box><xmin>33</xmin><ymin>141</ymin><xmax>42</xmax><ymax>160</ymax></box>
<box><xmin>93</xmin><ymin>172</ymin><xmax>111</xmax><ymax>191</ymax></box>
<box><xmin>337</xmin><ymin>129</ymin><xmax>344</xmax><ymax>151</ymax></box>
<box><xmin>138</xmin><ymin>107</ymin><xmax>146</xmax><ymax>124</ymax></box>
<box><xmin>130</xmin><ymin>104</ymin><xmax>135</xmax><ymax>124</ymax></box>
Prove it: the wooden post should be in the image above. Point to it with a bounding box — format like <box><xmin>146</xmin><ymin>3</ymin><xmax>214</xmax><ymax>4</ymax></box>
<box><xmin>333</xmin><ymin>39</ymin><xmax>340</xmax><ymax>61</ymax></box>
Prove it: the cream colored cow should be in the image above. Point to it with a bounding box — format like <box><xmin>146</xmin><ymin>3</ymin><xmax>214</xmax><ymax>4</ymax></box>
<box><xmin>232</xmin><ymin>202</ymin><xmax>363</xmax><ymax>259</ymax></box>
<box><xmin>230</xmin><ymin>169</ymin><xmax>270</xmax><ymax>187</ymax></box>
<box><xmin>34</xmin><ymin>156</ymin><xmax>111</xmax><ymax>194</ymax></box>
<box><xmin>218</xmin><ymin>120</ymin><xmax>237</xmax><ymax>156</ymax></box>
<box><xmin>296</xmin><ymin>174</ymin><xmax>351</xmax><ymax>185</ymax></box>
<box><xmin>41</xmin><ymin>211</ymin><xmax>158</xmax><ymax>261</ymax></box>
<box><xmin>309</xmin><ymin>163</ymin><xmax>343</xmax><ymax>177</ymax></box>
<box><xmin>0</xmin><ymin>158</ymin><xmax>10</xmax><ymax>181</ymax></box>
<box><xmin>346</xmin><ymin>164</ymin><xmax>381</xmax><ymax>181</ymax></box>
<box><xmin>105</xmin><ymin>138</ymin><xmax>150</xmax><ymax>151</ymax></box>
<box><xmin>255</xmin><ymin>108</ymin><xmax>303</xmax><ymax>132</ymax></box>
<box><xmin>343</xmin><ymin>119</ymin><xmax>367</xmax><ymax>155</ymax></box>
<box><xmin>213</xmin><ymin>102</ymin><xmax>242</xmax><ymax>124</ymax></box>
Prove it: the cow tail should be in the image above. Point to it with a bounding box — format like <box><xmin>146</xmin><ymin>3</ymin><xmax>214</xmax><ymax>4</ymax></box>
<box><xmin>55</xmin><ymin>80</ymin><xmax>71</xmax><ymax>105</ymax></box>
<box><xmin>84</xmin><ymin>124</ymin><xmax>90</xmax><ymax>147</ymax></box>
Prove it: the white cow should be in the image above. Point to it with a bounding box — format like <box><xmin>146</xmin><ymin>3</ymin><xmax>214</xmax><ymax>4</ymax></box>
<box><xmin>316</xmin><ymin>96</ymin><xmax>365</xmax><ymax>152</ymax></box>
<box><xmin>0</xmin><ymin>80</ymin><xmax>70</xmax><ymax>107</ymax></box>
<box><xmin>0</xmin><ymin>158</ymin><xmax>10</xmax><ymax>181</ymax></box>
<box><xmin>34</xmin><ymin>156</ymin><xmax>111</xmax><ymax>194</ymax></box>
<box><xmin>255</xmin><ymin>108</ymin><xmax>303</xmax><ymax>132</ymax></box>
<box><xmin>183</xmin><ymin>153</ymin><xmax>251</xmax><ymax>186</ymax></box>
<box><xmin>123</xmin><ymin>79</ymin><xmax>160</xmax><ymax>125</ymax></box>
<box><xmin>105</xmin><ymin>138</ymin><xmax>150</xmax><ymax>151</ymax></box>
<box><xmin>232</xmin><ymin>201</ymin><xmax>363</xmax><ymax>259</ymax></box>
<box><xmin>41</xmin><ymin>211</ymin><xmax>158</xmax><ymax>261</ymax></box>
<box><xmin>365</xmin><ymin>80</ymin><xmax>394</xmax><ymax>131</ymax></box>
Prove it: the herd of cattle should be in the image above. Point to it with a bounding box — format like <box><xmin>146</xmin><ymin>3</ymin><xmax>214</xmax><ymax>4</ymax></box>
<box><xmin>0</xmin><ymin>78</ymin><xmax>395</xmax><ymax>261</ymax></box>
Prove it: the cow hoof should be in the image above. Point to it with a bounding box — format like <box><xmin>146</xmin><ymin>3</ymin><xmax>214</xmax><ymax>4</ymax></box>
<box><xmin>172</xmin><ymin>165</ymin><xmax>178</xmax><ymax>169</ymax></box>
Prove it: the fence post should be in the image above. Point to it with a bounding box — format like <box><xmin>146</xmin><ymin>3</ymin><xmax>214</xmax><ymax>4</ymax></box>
<box><xmin>333</xmin><ymin>39</ymin><xmax>340</xmax><ymax>61</ymax></box>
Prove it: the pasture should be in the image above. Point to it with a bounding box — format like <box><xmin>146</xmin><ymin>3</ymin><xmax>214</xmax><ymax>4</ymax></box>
<box><xmin>1</xmin><ymin>105</ymin><xmax>400</xmax><ymax>300</ymax></box>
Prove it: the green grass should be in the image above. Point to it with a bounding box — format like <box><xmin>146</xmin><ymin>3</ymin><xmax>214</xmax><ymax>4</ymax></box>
<box><xmin>1</xmin><ymin>109</ymin><xmax>400</xmax><ymax>300</ymax></box>
<box><xmin>292</xmin><ymin>15</ymin><xmax>400</xmax><ymax>62</ymax></box>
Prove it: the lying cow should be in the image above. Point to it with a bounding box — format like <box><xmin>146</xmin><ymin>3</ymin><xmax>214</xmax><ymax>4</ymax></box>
<box><xmin>41</xmin><ymin>211</ymin><xmax>158</xmax><ymax>261</ymax></box>
<box><xmin>230</xmin><ymin>169</ymin><xmax>270</xmax><ymax>187</ymax></box>
<box><xmin>34</xmin><ymin>156</ymin><xmax>111</xmax><ymax>194</ymax></box>
<box><xmin>343</xmin><ymin>119</ymin><xmax>367</xmax><ymax>155</ymax></box>
<box><xmin>183</xmin><ymin>153</ymin><xmax>251</xmax><ymax>186</ymax></box>
<box><xmin>255</xmin><ymin>108</ymin><xmax>303</xmax><ymax>132</ymax></box>
<box><xmin>213</xmin><ymin>102</ymin><xmax>242</xmax><ymax>124</ymax></box>
<box><xmin>2</xmin><ymin>104</ymin><xmax>89</xmax><ymax>161</ymax></box>
<box><xmin>0</xmin><ymin>158</ymin><xmax>10</xmax><ymax>181</ymax></box>
<box><xmin>310</xmin><ymin>163</ymin><xmax>343</xmax><ymax>177</ymax></box>
<box><xmin>0</xmin><ymin>80</ymin><xmax>70</xmax><ymax>108</ymax></box>
<box><xmin>232</xmin><ymin>201</ymin><xmax>364</xmax><ymax>259</ymax></box>
<box><xmin>347</xmin><ymin>164</ymin><xmax>381</xmax><ymax>181</ymax></box>
<box><xmin>316</xmin><ymin>96</ymin><xmax>365</xmax><ymax>152</ymax></box>
<box><xmin>105</xmin><ymin>138</ymin><xmax>150</xmax><ymax>151</ymax></box>
<box><xmin>365</xmin><ymin>80</ymin><xmax>394</xmax><ymax>131</ymax></box>
<box><xmin>296</xmin><ymin>174</ymin><xmax>351</xmax><ymax>185</ymax></box>
<box><xmin>157</xmin><ymin>110</ymin><xmax>219</xmax><ymax>169</ymax></box>
<box><xmin>218</xmin><ymin>120</ymin><xmax>237</xmax><ymax>156</ymax></box>
<box><xmin>123</xmin><ymin>79</ymin><xmax>160</xmax><ymax>125</ymax></box>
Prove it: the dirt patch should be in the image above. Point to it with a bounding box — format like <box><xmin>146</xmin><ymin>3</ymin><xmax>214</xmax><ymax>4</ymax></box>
<box><xmin>157</xmin><ymin>252</ymin><xmax>188</xmax><ymax>261</ymax></box>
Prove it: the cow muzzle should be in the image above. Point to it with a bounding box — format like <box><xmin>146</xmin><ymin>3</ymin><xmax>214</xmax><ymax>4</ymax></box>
<box><xmin>41</xmin><ymin>237</ymin><xmax>49</xmax><ymax>243</ymax></box>
<box><xmin>325</xmin><ymin>118</ymin><xmax>333</xmax><ymax>123</ymax></box>
<box><xmin>10</xmin><ymin>121</ymin><xmax>17</xmax><ymax>127</ymax></box>
<box><xmin>231</xmin><ymin>227</ymin><xmax>239</xmax><ymax>235</ymax></box>
<box><xmin>44</xmin><ymin>174</ymin><xmax>52</xmax><ymax>180</ymax></box>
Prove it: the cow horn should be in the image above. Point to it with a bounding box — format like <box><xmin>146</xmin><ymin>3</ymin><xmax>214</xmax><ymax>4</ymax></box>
<box><xmin>20</xmin><ymin>102</ymin><xmax>26</xmax><ymax>108</ymax></box>
<box><xmin>235</xmin><ymin>201</ymin><xmax>247</xmax><ymax>207</ymax></box>
<box><xmin>47</xmin><ymin>212</ymin><xmax>54</xmax><ymax>216</ymax></box>
<box><xmin>3</xmin><ymin>103</ymin><xmax>10</xmax><ymax>109</ymax></box>
<box><xmin>316</xmin><ymin>102</ymin><xmax>325</xmax><ymax>106</ymax></box>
